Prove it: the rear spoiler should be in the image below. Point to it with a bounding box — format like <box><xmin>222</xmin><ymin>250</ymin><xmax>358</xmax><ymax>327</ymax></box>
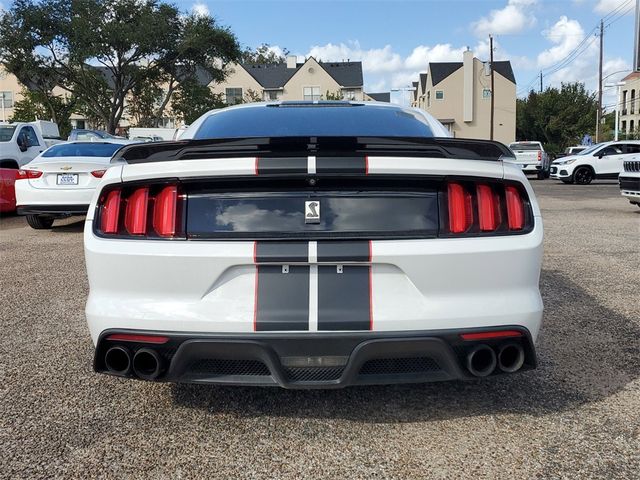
<box><xmin>112</xmin><ymin>136</ymin><xmax>515</xmax><ymax>164</ymax></box>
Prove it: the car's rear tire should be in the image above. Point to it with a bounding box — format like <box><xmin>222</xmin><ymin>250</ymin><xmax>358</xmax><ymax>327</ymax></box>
<box><xmin>573</xmin><ymin>166</ymin><xmax>594</xmax><ymax>185</ymax></box>
<box><xmin>26</xmin><ymin>215</ymin><xmax>54</xmax><ymax>229</ymax></box>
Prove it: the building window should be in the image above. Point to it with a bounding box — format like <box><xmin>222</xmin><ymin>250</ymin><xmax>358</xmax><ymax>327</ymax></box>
<box><xmin>435</xmin><ymin>90</ymin><xmax>444</xmax><ymax>100</ymax></box>
<box><xmin>622</xmin><ymin>120</ymin><xmax>627</xmax><ymax>132</ymax></box>
<box><xmin>263</xmin><ymin>90</ymin><xmax>281</xmax><ymax>101</ymax></box>
<box><xmin>303</xmin><ymin>86</ymin><xmax>321</xmax><ymax>101</ymax></box>
<box><xmin>631</xmin><ymin>120</ymin><xmax>635</xmax><ymax>133</ymax></box>
<box><xmin>482</xmin><ymin>89</ymin><xmax>491</xmax><ymax>99</ymax></box>
<box><xmin>622</xmin><ymin>90</ymin><xmax>628</xmax><ymax>115</ymax></box>
<box><xmin>225</xmin><ymin>88</ymin><xmax>243</xmax><ymax>105</ymax></box>
<box><xmin>341</xmin><ymin>89</ymin><xmax>357</xmax><ymax>101</ymax></box>
<box><xmin>631</xmin><ymin>90</ymin><xmax>636</xmax><ymax>115</ymax></box>
<box><xmin>0</xmin><ymin>91</ymin><xmax>13</xmax><ymax>108</ymax></box>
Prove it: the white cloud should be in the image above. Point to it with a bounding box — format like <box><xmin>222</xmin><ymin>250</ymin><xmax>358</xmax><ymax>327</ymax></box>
<box><xmin>192</xmin><ymin>2</ymin><xmax>209</xmax><ymax>17</ymax></box>
<box><xmin>472</xmin><ymin>0</ymin><xmax>538</xmax><ymax>37</ymax></box>
<box><xmin>594</xmin><ymin>0</ymin><xmax>633</xmax><ymax>15</ymax></box>
<box><xmin>537</xmin><ymin>16</ymin><xmax>593</xmax><ymax>70</ymax></box>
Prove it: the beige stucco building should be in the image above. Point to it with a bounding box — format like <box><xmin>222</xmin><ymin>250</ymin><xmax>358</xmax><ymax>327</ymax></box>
<box><xmin>212</xmin><ymin>56</ymin><xmax>365</xmax><ymax>103</ymax></box>
<box><xmin>412</xmin><ymin>50</ymin><xmax>516</xmax><ymax>145</ymax></box>
<box><xmin>0</xmin><ymin>69</ymin><xmax>23</xmax><ymax>123</ymax></box>
<box><xmin>619</xmin><ymin>71</ymin><xmax>640</xmax><ymax>136</ymax></box>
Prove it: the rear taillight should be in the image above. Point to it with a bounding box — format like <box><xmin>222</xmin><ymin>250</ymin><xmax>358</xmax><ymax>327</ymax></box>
<box><xmin>91</xmin><ymin>170</ymin><xmax>106</xmax><ymax>178</ymax></box>
<box><xmin>17</xmin><ymin>169</ymin><xmax>42</xmax><ymax>179</ymax></box>
<box><xmin>447</xmin><ymin>183</ymin><xmax>473</xmax><ymax>233</ymax></box>
<box><xmin>537</xmin><ymin>151</ymin><xmax>542</xmax><ymax>162</ymax></box>
<box><xmin>444</xmin><ymin>181</ymin><xmax>530</xmax><ymax>235</ymax></box>
<box><xmin>96</xmin><ymin>183</ymin><xmax>184</xmax><ymax>239</ymax></box>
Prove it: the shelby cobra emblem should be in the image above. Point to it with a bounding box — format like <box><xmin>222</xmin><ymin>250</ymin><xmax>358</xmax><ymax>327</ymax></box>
<box><xmin>305</xmin><ymin>200</ymin><xmax>320</xmax><ymax>224</ymax></box>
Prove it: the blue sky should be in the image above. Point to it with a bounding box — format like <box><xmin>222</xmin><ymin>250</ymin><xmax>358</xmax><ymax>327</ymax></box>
<box><xmin>176</xmin><ymin>0</ymin><xmax>635</xmax><ymax>107</ymax></box>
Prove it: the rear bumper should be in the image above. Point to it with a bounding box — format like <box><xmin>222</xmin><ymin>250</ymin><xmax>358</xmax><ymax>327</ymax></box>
<box><xmin>15</xmin><ymin>179</ymin><xmax>96</xmax><ymax>210</ymax></box>
<box><xmin>94</xmin><ymin>327</ymin><xmax>537</xmax><ymax>388</ymax></box>
<box><xmin>17</xmin><ymin>204</ymin><xmax>90</xmax><ymax>216</ymax></box>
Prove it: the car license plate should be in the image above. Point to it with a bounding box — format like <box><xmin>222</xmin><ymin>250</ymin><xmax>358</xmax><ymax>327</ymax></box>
<box><xmin>57</xmin><ymin>173</ymin><xmax>78</xmax><ymax>185</ymax></box>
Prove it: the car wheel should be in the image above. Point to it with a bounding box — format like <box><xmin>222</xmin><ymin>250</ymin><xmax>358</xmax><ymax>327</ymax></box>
<box><xmin>536</xmin><ymin>169</ymin><xmax>545</xmax><ymax>180</ymax></box>
<box><xmin>573</xmin><ymin>166</ymin><xmax>594</xmax><ymax>185</ymax></box>
<box><xmin>26</xmin><ymin>215</ymin><xmax>54</xmax><ymax>229</ymax></box>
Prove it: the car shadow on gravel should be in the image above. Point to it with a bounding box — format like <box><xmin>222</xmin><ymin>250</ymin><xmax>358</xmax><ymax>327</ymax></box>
<box><xmin>170</xmin><ymin>270</ymin><xmax>640</xmax><ymax>422</ymax></box>
<box><xmin>51</xmin><ymin>218</ymin><xmax>85</xmax><ymax>233</ymax></box>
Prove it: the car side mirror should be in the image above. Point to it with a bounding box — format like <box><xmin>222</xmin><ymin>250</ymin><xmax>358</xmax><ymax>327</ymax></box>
<box><xmin>17</xmin><ymin>136</ymin><xmax>28</xmax><ymax>152</ymax></box>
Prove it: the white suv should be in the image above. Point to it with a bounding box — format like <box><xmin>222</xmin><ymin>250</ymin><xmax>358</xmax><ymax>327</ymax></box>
<box><xmin>619</xmin><ymin>158</ymin><xmax>640</xmax><ymax>208</ymax></box>
<box><xmin>550</xmin><ymin>141</ymin><xmax>640</xmax><ymax>185</ymax></box>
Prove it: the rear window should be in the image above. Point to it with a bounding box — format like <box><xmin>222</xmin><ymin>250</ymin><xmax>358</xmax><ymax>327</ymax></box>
<box><xmin>42</xmin><ymin>143</ymin><xmax>122</xmax><ymax>158</ymax></box>
<box><xmin>194</xmin><ymin>104</ymin><xmax>434</xmax><ymax>139</ymax></box>
<box><xmin>510</xmin><ymin>143</ymin><xmax>542</xmax><ymax>151</ymax></box>
<box><xmin>0</xmin><ymin>126</ymin><xmax>16</xmax><ymax>142</ymax></box>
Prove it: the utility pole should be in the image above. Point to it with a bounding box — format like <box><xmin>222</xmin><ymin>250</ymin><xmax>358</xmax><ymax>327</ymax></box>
<box><xmin>539</xmin><ymin>71</ymin><xmax>543</xmax><ymax>93</ymax></box>
<box><xmin>489</xmin><ymin>34</ymin><xmax>495</xmax><ymax>141</ymax></box>
<box><xmin>596</xmin><ymin>19</ymin><xmax>604</xmax><ymax>143</ymax></box>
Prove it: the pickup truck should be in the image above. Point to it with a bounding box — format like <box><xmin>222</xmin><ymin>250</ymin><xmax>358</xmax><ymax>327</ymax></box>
<box><xmin>507</xmin><ymin>141</ymin><xmax>550</xmax><ymax>180</ymax></box>
<box><xmin>0</xmin><ymin>121</ymin><xmax>64</xmax><ymax>169</ymax></box>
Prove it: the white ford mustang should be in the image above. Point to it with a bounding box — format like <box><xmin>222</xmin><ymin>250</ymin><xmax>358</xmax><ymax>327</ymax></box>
<box><xmin>85</xmin><ymin>102</ymin><xmax>543</xmax><ymax>388</ymax></box>
<box><xmin>15</xmin><ymin>141</ymin><xmax>126</xmax><ymax>229</ymax></box>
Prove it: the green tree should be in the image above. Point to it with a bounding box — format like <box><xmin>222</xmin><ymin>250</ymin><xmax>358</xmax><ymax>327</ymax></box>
<box><xmin>325</xmin><ymin>90</ymin><xmax>344</xmax><ymax>100</ymax></box>
<box><xmin>9</xmin><ymin>89</ymin><xmax>75</xmax><ymax>138</ymax></box>
<box><xmin>516</xmin><ymin>82</ymin><xmax>597</xmax><ymax>155</ymax></box>
<box><xmin>0</xmin><ymin>0</ymin><xmax>242</xmax><ymax>133</ymax></box>
<box><xmin>171</xmin><ymin>79</ymin><xmax>224</xmax><ymax>125</ymax></box>
<box><xmin>241</xmin><ymin>44</ymin><xmax>289</xmax><ymax>64</ymax></box>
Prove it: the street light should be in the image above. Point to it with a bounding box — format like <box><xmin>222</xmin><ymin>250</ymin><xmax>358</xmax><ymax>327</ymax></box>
<box><xmin>604</xmin><ymin>81</ymin><xmax>626</xmax><ymax>141</ymax></box>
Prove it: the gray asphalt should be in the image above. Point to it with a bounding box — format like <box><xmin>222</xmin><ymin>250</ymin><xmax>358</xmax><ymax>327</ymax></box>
<box><xmin>0</xmin><ymin>180</ymin><xmax>639</xmax><ymax>479</ymax></box>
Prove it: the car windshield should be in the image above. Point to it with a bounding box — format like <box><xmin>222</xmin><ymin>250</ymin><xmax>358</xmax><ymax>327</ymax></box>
<box><xmin>509</xmin><ymin>143</ymin><xmax>541</xmax><ymax>151</ymax></box>
<box><xmin>0</xmin><ymin>125</ymin><xmax>17</xmax><ymax>142</ymax></box>
<box><xmin>193</xmin><ymin>104</ymin><xmax>434</xmax><ymax>139</ymax></box>
<box><xmin>578</xmin><ymin>144</ymin><xmax>602</xmax><ymax>155</ymax></box>
<box><xmin>42</xmin><ymin>143</ymin><xmax>123</xmax><ymax>158</ymax></box>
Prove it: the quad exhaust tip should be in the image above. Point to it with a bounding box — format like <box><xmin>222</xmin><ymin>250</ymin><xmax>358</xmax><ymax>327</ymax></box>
<box><xmin>497</xmin><ymin>343</ymin><xmax>525</xmax><ymax>373</ymax></box>
<box><xmin>466</xmin><ymin>344</ymin><xmax>497</xmax><ymax>377</ymax></box>
<box><xmin>132</xmin><ymin>348</ymin><xmax>163</xmax><ymax>380</ymax></box>
<box><xmin>104</xmin><ymin>346</ymin><xmax>131</xmax><ymax>375</ymax></box>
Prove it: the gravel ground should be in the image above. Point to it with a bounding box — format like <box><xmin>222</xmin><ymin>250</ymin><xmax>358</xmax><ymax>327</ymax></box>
<box><xmin>0</xmin><ymin>180</ymin><xmax>638</xmax><ymax>479</ymax></box>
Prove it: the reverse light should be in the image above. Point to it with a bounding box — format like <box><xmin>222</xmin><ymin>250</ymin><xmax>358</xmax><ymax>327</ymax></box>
<box><xmin>91</xmin><ymin>170</ymin><xmax>107</xmax><ymax>178</ymax></box>
<box><xmin>17</xmin><ymin>169</ymin><xmax>43</xmax><ymax>179</ymax></box>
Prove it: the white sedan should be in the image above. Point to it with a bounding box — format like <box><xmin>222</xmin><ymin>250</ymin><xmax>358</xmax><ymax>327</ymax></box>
<box><xmin>15</xmin><ymin>141</ymin><xmax>125</xmax><ymax>229</ymax></box>
<box><xmin>85</xmin><ymin>102</ymin><xmax>543</xmax><ymax>388</ymax></box>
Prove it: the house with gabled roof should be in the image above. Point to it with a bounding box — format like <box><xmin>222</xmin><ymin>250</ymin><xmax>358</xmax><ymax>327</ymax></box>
<box><xmin>211</xmin><ymin>56</ymin><xmax>365</xmax><ymax>103</ymax></box>
<box><xmin>413</xmin><ymin>50</ymin><xmax>516</xmax><ymax>144</ymax></box>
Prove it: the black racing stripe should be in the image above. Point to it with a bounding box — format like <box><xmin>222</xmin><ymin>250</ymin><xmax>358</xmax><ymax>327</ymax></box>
<box><xmin>318</xmin><ymin>265</ymin><xmax>371</xmax><ymax>331</ymax></box>
<box><xmin>257</xmin><ymin>157</ymin><xmax>307</xmax><ymax>174</ymax></box>
<box><xmin>316</xmin><ymin>156</ymin><xmax>366</xmax><ymax>174</ymax></box>
<box><xmin>255</xmin><ymin>242</ymin><xmax>308</xmax><ymax>263</ymax></box>
<box><xmin>255</xmin><ymin>265</ymin><xmax>309</xmax><ymax>331</ymax></box>
<box><xmin>317</xmin><ymin>241</ymin><xmax>370</xmax><ymax>263</ymax></box>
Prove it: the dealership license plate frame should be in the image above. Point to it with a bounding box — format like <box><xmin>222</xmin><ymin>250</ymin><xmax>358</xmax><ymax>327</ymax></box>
<box><xmin>57</xmin><ymin>173</ymin><xmax>79</xmax><ymax>185</ymax></box>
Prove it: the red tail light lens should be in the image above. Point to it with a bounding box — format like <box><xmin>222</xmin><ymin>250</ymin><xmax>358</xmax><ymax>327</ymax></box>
<box><xmin>100</xmin><ymin>190</ymin><xmax>122</xmax><ymax>234</ymax></box>
<box><xmin>124</xmin><ymin>187</ymin><xmax>149</xmax><ymax>235</ymax></box>
<box><xmin>96</xmin><ymin>183</ymin><xmax>183</xmax><ymax>239</ymax></box>
<box><xmin>505</xmin><ymin>186</ymin><xmax>524</xmax><ymax>230</ymax></box>
<box><xmin>460</xmin><ymin>330</ymin><xmax>523</xmax><ymax>341</ymax></box>
<box><xmin>444</xmin><ymin>181</ymin><xmax>530</xmax><ymax>236</ymax></box>
<box><xmin>91</xmin><ymin>170</ymin><xmax>106</xmax><ymax>178</ymax></box>
<box><xmin>17</xmin><ymin>169</ymin><xmax>42</xmax><ymax>179</ymax></box>
<box><xmin>153</xmin><ymin>186</ymin><xmax>178</xmax><ymax>237</ymax></box>
<box><xmin>537</xmin><ymin>151</ymin><xmax>542</xmax><ymax>162</ymax></box>
<box><xmin>476</xmin><ymin>184</ymin><xmax>501</xmax><ymax>231</ymax></box>
<box><xmin>447</xmin><ymin>183</ymin><xmax>473</xmax><ymax>233</ymax></box>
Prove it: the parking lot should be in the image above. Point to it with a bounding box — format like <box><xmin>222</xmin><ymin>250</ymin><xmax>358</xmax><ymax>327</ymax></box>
<box><xmin>0</xmin><ymin>180</ymin><xmax>638</xmax><ymax>479</ymax></box>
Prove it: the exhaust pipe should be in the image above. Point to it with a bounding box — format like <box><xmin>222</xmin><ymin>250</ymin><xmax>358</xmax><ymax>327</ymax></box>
<box><xmin>497</xmin><ymin>343</ymin><xmax>525</xmax><ymax>373</ymax></box>
<box><xmin>132</xmin><ymin>348</ymin><xmax>163</xmax><ymax>380</ymax></box>
<box><xmin>466</xmin><ymin>344</ymin><xmax>497</xmax><ymax>377</ymax></box>
<box><xmin>104</xmin><ymin>346</ymin><xmax>131</xmax><ymax>375</ymax></box>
